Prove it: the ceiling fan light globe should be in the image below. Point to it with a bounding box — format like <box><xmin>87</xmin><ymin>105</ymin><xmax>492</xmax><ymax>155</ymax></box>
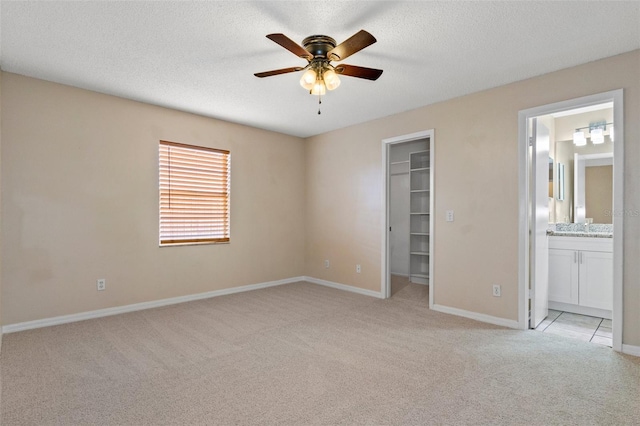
<box><xmin>311</xmin><ymin>81</ymin><xmax>326</xmax><ymax>96</ymax></box>
<box><xmin>323</xmin><ymin>69</ymin><xmax>341</xmax><ymax>91</ymax></box>
<box><xmin>300</xmin><ymin>69</ymin><xmax>317</xmax><ymax>90</ymax></box>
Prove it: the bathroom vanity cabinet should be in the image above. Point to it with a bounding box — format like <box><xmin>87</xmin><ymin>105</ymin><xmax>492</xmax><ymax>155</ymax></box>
<box><xmin>548</xmin><ymin>236</ymin><xmax>612</xmax><ymax>319</ymax></box>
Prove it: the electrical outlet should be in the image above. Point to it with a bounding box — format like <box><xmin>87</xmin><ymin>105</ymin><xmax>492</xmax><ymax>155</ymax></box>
<box><xmin>97</xmin><ymin>279</ymin><xmax>106</xmax><ymax>291</ymax></box>
<box><xmin>324</xmin><ymin>260</ymin><xmax>330</xmax><ymax>269</ymax></box>
<box><xmin>446</xmin><ymin>210</ymin><xmax>454</xmax><ymax>222</ymax></box>
<box><xmin>492</xmin><ymin>284</ymin><xmax>501</xmax><ymax>297</ymax></box>
<box><xmin>356</xmin><ymin>264</ymin><xmax>361</xmax><ymax>273</ymax></box>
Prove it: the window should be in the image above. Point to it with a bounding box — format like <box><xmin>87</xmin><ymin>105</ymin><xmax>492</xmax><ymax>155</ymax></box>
<box><xmin>159</xmin><ymin>140</ymin><xmax>230</xmax><ymax>245</ymax></box>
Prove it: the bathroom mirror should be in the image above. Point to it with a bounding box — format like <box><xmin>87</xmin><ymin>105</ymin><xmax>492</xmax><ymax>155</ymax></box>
<box><xmin>574</xmin><ymin>153</ymin><xmax>613</xmax><ymax>224</ymax></box>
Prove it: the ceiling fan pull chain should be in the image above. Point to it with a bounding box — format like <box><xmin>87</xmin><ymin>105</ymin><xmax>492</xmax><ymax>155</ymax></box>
<box><xmin>318</xmin><ymin>93</ymin><xmax>322</xmax><ymax>115</ymax></box>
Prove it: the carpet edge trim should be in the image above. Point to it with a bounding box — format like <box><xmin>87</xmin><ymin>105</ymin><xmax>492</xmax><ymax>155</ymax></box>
<box><xmin>2</xmin><ymin>276</ymin><xmax>306</xmax><ymax>334</ymax></box>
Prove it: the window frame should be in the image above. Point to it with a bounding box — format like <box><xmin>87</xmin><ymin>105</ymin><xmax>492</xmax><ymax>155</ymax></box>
<box><xmin>158</xmin><ymin>140</ymin><xmax>230</xmax><ymax>246</ymax></box>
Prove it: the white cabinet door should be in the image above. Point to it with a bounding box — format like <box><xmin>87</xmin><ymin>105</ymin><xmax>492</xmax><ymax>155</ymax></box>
<box><xmin>548</xmin><ymin>249</ymin><xmax>579</xmax><ymax>305</ymax></box>
<box><xmin>579</xmin><ymin>250</ymin><xmax>613</xmax><ymax>310</ymax></box>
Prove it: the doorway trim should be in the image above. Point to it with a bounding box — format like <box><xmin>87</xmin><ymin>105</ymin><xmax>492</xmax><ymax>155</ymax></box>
<box><xmin>517</xmin><ymin>89</ymin><xmax>623</xmax><ymax>352</ymax></box>
<box><xmin>381</xmin><ymin>129</ymin><xmax>434</xmax><ymax>307</ymax></box>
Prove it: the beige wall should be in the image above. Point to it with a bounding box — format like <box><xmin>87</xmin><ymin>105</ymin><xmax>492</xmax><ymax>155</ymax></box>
<box><xmin>585</xmin><ymin>165</ymin><xmax>613</xmax><ymax>224</ymax></box>
<box><xmin>1</xmin><ymin>72</ymin><xmax>306</xmax><ymax>325</ymax></box>
<box><xmin>2</xmin><ymin>51</ymin><xmax>639</xmax><ymax>348</ymax></box>
<box><xmin>305</xmin><ymin>50</ymin><xmax>640</xmax><ymax>346</ymax></box>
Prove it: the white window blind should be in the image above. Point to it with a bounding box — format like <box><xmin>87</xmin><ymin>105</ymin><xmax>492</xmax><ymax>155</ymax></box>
<box><xmin>159</xmin><ymin>141</ymin><xmax>230</xmax><ymax>245</ymax></box>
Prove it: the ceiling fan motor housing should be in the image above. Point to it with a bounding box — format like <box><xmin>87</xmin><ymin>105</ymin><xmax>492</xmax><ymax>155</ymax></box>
<box><xmin>302</xmin><ymin>35</ymin><xmax>337</xmax><ymax>59</ymax></box>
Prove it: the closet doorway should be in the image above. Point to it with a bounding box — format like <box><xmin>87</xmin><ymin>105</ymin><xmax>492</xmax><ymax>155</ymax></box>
<box><xmin>382</xmin><ymin>130</ymin><xmax>434</xmax><ymax>306</ymax></box>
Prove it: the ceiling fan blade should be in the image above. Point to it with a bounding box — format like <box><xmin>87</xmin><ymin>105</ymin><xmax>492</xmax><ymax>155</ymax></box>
<box><xmin>254</xmin><ymin>67</ymin><xmax>305</xmax><ymax>78</ymax></box>
<box><xmin>266</xmin><ymin>34</ymin><xmax>313</xmax><ymax>60</ymax></box>
<box><xmin>334</xmin><ymin>64</ymin><xmax>383</xmax><ymax>81</ymax></box>
<box><xmin>327</xmin><ymin>30</ymin><xmax>377</xmax><ymax>61</ymax></box>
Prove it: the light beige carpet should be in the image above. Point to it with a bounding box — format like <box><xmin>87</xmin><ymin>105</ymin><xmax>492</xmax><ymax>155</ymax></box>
<box><xmin>391</xmin><ymin>275</ymin><xmax>429</xmax><ymax>302</ymax></box>
<box><xmin>1</xmin><ymin>281</ymin><xmax>639</xmax><ymax>425</ymax></box>
<box><xmin>390</xmin><ymin>274</ymin><xmax>411</xmax><ymax>297</ymax></box>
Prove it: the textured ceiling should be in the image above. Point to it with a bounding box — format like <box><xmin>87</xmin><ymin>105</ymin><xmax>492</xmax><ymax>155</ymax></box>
<box><xmin>1</xmin><ymin>1</ymin><xmax>639</xmax><ymax>138</ymax></box>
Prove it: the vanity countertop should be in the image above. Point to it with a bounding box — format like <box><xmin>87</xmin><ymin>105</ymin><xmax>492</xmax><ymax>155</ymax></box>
<box><xmin>547</xmin><ymin>230</ymin><xmax>612</xmax><ymax>238</ymax></box>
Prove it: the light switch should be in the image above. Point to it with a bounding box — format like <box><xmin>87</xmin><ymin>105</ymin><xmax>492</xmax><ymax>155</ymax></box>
<box><xmin>446</xmin><ymin>210</ymin><xmax>454</xmax><ymax>222</ymax></box>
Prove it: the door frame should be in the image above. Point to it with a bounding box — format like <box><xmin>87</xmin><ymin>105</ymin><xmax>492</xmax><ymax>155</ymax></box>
<box><xmin>517</xmin><ymin>89</ymin><xmax>624</xmax><ymax>352</ymax></box>
<box><xmin>381</xmin><ymin>129</ymin><xmax>434</xmax><ymax>307</ymax></box>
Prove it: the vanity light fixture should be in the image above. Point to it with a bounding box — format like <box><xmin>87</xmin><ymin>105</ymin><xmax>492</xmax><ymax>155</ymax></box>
<box><xmin>573</xmin><ymin>121</ymin><xmax>613</xmax><ymax>146</ymax></box>
<box><xmin>591</xmin><ymin>128</ymin><xmax>605</xmax><ymax>144</ymax></box>
<box><xmin>573</xmin><ymin>131</ymin><xmax>587</xmax><ymax>146</ymax></box>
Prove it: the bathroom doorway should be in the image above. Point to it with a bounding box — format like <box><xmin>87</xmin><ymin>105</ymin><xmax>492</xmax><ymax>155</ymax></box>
<box><xmin>518</xmin><ymin>90</ymin><xmax>623</xmax><ymax>351</ymax></box>
<box><xmin>381</xmin><ymin>130</ymin><xmax>434</xmax><ymax>306</ymax></box>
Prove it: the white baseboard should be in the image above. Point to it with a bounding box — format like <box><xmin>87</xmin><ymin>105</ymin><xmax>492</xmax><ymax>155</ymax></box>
<box><xmin>304</xmin><ymin>276</ymin><xmax>384</xmax><ymax>299</ymax></box>
<box><xmin>2</xmin><ymin>276</ymin><xmax>306</xmax><ymax>334</ymax></box>
<box><xmin>431</xmin><ymin>304</ymin><xmax>520</xmax><ymax>329</ymax></box>
<box><xmin>622</xmin><ymin>344</ymin><xmax>640</xmax><ymax>357</ymax></box>
<box><xmin>14</xmin><ymin>276</ymin><xmax>634</xmax><ymax>356</ymax></box>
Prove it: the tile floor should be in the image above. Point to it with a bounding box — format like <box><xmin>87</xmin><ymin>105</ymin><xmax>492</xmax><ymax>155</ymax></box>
<box><xmin>535</xmin><ymin>309</ymin><xmax>612</xmax><ymax>347</ymax></box>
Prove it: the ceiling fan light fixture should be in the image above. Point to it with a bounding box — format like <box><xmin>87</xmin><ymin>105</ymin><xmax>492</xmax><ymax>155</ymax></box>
<box><xmin>299</xmin><ymin>69</ymin><xmax>317</xmax><ymax>90</ymax></box>
<box><xmin>323</xmin><ymin>69</ymin><xmax>341</xmax><ymax>91</ymax></box>
<box><xmin>256</xmin><ymin>30</ymin><xmax>382</xmax><ymax>110</ymax></box>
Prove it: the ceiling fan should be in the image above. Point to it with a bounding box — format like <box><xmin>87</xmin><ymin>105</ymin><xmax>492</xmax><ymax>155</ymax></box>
<box><xmin>254</xmin><ymin>30</ymin><xmax>383</xmax><ymax>112</ymax></box>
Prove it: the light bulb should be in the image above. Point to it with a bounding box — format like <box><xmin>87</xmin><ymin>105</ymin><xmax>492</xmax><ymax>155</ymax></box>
<box><xmin>323</xmin><ymin>69</ymin><xmax>341</xmax><ymax>91</ymax></box>
<box><xmin>299</xmin><ymin>69</ymin><xmax>316</xmax><ymax>91</ymax></box>
<box><xmin>591</xmin><ymin>128</ymin><xmax>604</xmax><ymax>144</ymax></box>
<box><xmin>311</xmin><ymin>80</ymin><xmax>326</xmax><ymax>96</ymax></box>
<box><xmin>573</xmin><ymin>131</ymin><xmax>586</xmax><ymax>146</ymax></box>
